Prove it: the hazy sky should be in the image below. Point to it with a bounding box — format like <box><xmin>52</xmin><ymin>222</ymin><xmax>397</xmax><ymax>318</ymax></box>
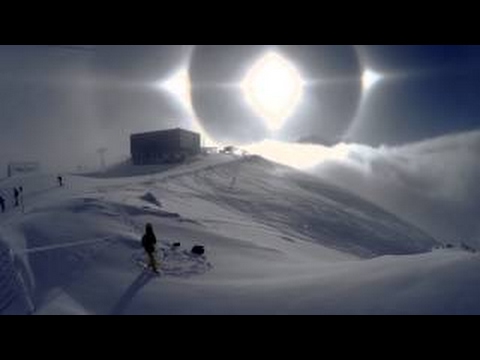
<box><xmin>1</xmin><ymin>45</ymin><xmax>480</xmax><ymax>175</ymax></box>
<box><xmin>350</xmin><ymin>45</ymin><xmax>480</xmax><ymax>145</ymax></box>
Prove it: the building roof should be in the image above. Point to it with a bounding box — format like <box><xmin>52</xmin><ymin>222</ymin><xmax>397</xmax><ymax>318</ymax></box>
<box><xmin>131</xmin><ymin>128</ymin><xmax>199</xmax><ymax>139</ymax></box>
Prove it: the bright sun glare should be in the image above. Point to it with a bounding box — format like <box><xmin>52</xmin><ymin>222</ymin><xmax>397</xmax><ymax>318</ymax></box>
<box><xmin>158</xmin><ymin>69</ymin><xmax>218</xmax><ymax>146</ymax></box>
<box><xmin>243</xmin><ymin>140</ymin><xmax>350</xmax><ymax>170</ymax></box>
<box><xmin>161</xmin><ymin>69</ymin><xmax>193</xmax><ymax>112</ymax></box>
<box><xmin>242</xmin><ymin>52</ymin><xmax>304</xmax><ymax>131</ymax></box>
<box><xmin>362</xmin><ymin>69</ymin><xmax>383</xmax><ymax>91</ymax></box>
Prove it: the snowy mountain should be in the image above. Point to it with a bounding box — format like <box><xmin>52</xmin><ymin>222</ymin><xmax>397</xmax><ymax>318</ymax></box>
<box><xmin>1</xmin><ymin>154</ymin><xmax>479</xmax><ymax>315</ymax></box>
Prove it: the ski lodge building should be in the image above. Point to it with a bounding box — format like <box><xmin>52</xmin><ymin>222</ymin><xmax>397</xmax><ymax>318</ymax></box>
<box><xmin>130</xmin><ymin>128</ymin><xmax>201</xmax><ymax>165</ymax></box>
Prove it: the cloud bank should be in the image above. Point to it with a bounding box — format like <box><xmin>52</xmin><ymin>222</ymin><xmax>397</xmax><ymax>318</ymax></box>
<box><xmin>246</xmin><ymin>130</ymin><xmax>480</xmax><ymax>246</ymax></box>
<box><xmin>311</xmin><ymin>131</ymin><xmax>480</xmax><ymax>246</ymax></box>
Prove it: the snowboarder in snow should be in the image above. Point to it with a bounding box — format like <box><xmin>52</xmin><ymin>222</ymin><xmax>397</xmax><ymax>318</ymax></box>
<box><xmin>142</xmin><ymin>223</ymin><xmax>159</xmax><ymax>274</ymax></box>
<box><xmin>57</xmin><ymin>175</ymin><xmax>63</xmax><ymax>187</ymax></box>
<box><xmin>0</xmin><ymin>195</ymin><xmax>5</xmax><ymax>213</ymax></box>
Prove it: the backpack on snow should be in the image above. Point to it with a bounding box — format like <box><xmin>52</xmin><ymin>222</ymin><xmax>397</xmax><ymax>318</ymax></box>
<box><xmin>191</xmin><ymin>245</ymin><xmax>205</xmax><ymax>256</ymax></box>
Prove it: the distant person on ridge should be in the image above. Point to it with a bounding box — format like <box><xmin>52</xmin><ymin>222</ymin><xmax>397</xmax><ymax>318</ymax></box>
<box><xmin>142</xmin><ymin>223</ymin><xmax>159</xmax><ymax>274</ymax></box>
<box><xmin>13</xmin><ymin>188</ymin><xmax>19</xmax><ymax>207</ymax></box>
<box><xmin>0</xmin><ymin>195</ymin><xmax>5</xmax><ymax>213</ymax></box>
<box><xmin>18</xmin><ymin>187</ymin><xmax>24</xmax><ymax>213</ymax></box>
<box><xmin>58</xmin><ymin>176</ymin><xmax>63</xmax><ymax>187</ymax></box>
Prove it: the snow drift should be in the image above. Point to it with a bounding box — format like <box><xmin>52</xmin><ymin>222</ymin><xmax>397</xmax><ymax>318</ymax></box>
<box><xmin>1</xmin><ymin>154</ymin><xmax>479</xmax><ymax>315</ymax></box>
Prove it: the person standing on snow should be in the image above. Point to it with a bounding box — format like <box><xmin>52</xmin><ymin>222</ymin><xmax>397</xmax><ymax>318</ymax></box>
<box><xmin>19</xmin><ymin>187</ymin><xmax>24</xmax><ymax>213</ymax></box>
<box><xmin>0</xmin><ymin>195</ymin><xmax>5</xmax><ymax>213</ymax></box>
<box><xmin>142</xmin><ymin>223</ymin><xmax>159</xmax><ymax>274</ymax></box>
<box><xmin>13</xmin><ymin>188</ymin><xmax>19</xmax><ymax>208</ymax></box>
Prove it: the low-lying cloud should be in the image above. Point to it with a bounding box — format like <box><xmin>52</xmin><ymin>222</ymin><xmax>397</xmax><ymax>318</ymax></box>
<box><xmin>246</xmin><ymin>130</ymin><xmax>480</xmax><ymax>246</ymax></box>
<box><xmin>311</xmin><ymin>130</ymin><xmax>480</xmax><ymax>246</ymax></box>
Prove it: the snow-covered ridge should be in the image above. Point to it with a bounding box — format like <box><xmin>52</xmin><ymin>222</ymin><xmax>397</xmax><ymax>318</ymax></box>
<box><xmin>1</xmin><ymin>154</ymin><xmax>478</xmax><ymax>315</ymax></box>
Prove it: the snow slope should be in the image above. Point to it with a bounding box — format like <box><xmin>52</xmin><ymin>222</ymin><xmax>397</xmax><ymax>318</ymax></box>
<box><xmin>1</xmin><ymin>154</ymin><xmax>479</xmax><ymax>315</ymax></box>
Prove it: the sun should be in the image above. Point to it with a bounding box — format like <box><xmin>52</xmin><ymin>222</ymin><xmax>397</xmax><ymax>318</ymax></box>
<box><xmin>241</xmin><ymin>52</ymin><xmax>304</xmax><ymax>131</ymax></box>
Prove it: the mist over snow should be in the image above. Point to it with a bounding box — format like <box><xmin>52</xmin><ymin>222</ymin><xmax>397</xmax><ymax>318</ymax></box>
<box><xmin>304</xmin><ymin>130</ymin><xmax>480</xmax><ymax>247</ymax></box>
